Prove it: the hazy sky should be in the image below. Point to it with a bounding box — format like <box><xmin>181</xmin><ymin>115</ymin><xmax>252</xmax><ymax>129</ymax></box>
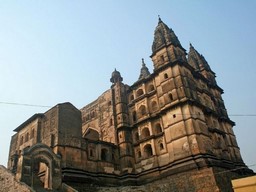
<box><xmin>0</xmin><ymin>1</ymin><xmax>255</xmax><ymax>172</ymax></box>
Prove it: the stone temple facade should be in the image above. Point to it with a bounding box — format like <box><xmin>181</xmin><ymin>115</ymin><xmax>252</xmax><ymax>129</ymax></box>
<box><xmin>8</xmin><ymin>18</ymin><xmax>253</xmax><ymax>192</ymax></box>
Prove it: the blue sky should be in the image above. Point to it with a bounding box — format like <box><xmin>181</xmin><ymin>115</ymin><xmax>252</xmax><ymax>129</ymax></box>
<box><xmin>0</xmin><ymin>1</ymin><xmax>255</xmax><ymax>172</ymax></box>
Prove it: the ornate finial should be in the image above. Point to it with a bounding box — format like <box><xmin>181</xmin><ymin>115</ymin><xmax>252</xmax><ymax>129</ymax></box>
<box><xmin>142</xmin><ymin>58</ymin><xmax>145</xmax><ymax>66</ymax></box>
<box><xmin>158</xmin><ymin>15</ymin><xmax>162</xmax><ymax>23</ymax></box>
<box><xmin>138</xmin><ymin>58</ymin><xmax>150</xmax><ymax>80</ymax></box>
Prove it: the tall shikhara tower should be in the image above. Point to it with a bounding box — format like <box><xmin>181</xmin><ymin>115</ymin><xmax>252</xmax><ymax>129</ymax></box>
<box><xmin>125</xmin><ymin>17</ymin><xmax>253</xmax><ymax>190</ymax></box>
<box><xmin>8</xmin><ymin>18</ymin><xmax>253</xmax><ymax>192</ymax></box>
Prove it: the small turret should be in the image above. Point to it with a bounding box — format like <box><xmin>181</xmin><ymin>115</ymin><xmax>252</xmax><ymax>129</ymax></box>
<box><xmin>110</xmin><ymin>68</ymin><xmax>123</xmax><ymax>84</ymax></box>
<box><xmin>138</xmin><ymin>58</ymin><xmax>150</xmax><ymax>80</ymax></box>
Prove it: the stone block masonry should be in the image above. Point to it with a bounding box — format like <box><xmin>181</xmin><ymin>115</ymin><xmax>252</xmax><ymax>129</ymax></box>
<box><xmin>0</xmin><ymin>165</ymin><xmax>32</xmax><ymax>192</ymax></box>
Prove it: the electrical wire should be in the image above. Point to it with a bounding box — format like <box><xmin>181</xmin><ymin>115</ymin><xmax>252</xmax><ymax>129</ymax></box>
<box><xmin>0</xmin><ymin>101</ymin><xmax>51</xmax><ymax>108</ymax></box>
<box><xmin>0</xmin><ymin>101</ymin><xmax>255</xmax><ymax>116</ymax></box>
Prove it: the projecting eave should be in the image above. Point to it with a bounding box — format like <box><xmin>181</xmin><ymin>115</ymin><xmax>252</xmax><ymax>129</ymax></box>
<box><xmin>13</xmin><ymin>113</ymin><xmax>44</xmax><ymax>132</ymax></box>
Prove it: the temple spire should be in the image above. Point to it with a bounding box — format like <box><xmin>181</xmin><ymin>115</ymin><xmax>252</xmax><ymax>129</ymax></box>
<box><xmin>188</xmin><ymin>43</ymin><xmax>211</xmax><ymax>71</ymax></box>
<box><xmin>151</xmin><ymin>18</ymin><xmax>187</xmax><ymax>70</ymax></box>
<box><xmin>152</xmin><ymin>17</ymin><xmax>184</xmax><ymax>54</ymax></box>
<box><xmin>188</xmin><ymin>43</ymin><xmax>216</xmax><ymax>84</ymax></box>
<box><xmin>138</xmin><ymin>58</ymin><xmax>150</xmax><ymax>80</ymax></box>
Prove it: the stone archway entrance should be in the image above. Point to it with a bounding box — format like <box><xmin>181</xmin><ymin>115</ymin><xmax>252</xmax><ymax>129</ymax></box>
<box><xmin>18</xmin><ymin>143</ymin><xmax>62</xmax><ymax>191</ymax></box>
<box><xmin>31</xmin><ymin>154</ymin><xmax>52</xmax><ymax>189</ymax></box>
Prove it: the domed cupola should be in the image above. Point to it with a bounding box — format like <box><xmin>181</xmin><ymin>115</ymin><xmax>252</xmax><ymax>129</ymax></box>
<box><xmin>110</xmin><ymin>68</ymin><xmax>123</xmax><ymax>84</ymax></box>
<box><xmin>138</xmin><ymin>58</ymin><xmax>150</xmax><ymax>80</ymax></box>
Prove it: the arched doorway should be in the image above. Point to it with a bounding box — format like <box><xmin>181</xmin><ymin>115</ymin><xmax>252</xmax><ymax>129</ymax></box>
<box><xmin>31</xmin><ymin>154</ymin><xmax>52</xmax><ymax>190</ymax></box>
<box><xmin>144</xmin><ymin>144</ymin><xmax>153</xmax><ymax>158</ymax></box>
<box><xmin>19</xmin><ymin>143</ymin><xmax>61</xmax><ymax>191</ymax></box>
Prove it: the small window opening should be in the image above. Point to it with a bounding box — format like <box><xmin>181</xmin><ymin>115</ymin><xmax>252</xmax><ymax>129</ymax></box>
<box><xmin>155</xmin><ymin>123</ymin><xmax>162</xmax><ymax>134</ymax></box>
<box><xmin>139</xmin><ymin>105</ymin><xmax>147</xmax><ymax>116</ymax></box>
<box><xmin>160</xmin><ymin>55</ymin><xmax>165</xmax><ymax>62</ymax></box>
<box><xmin>142</xmin><ymin>128</ymin><xmax>150</xmax><ymax>139</ymax></box>
<box><xmin>89</xmin><ymin>149</ymin><xmax>94</xmax><ymax>157</ymax></box>
<box><xmin>101</xmin><ymin>149</ymin><xmax>108</xmax><ymax>161</ymax></box>
<box><xmin>132</xmin><ymin>111</ymin><xmax>137</xmax><ymax>122</ymax></box>
<box><xmin>137</xmin><ymin>150</ymin><xmax>141</xmax><ymax>158</ymax></box>
<box><xmin>134</xmin><ymin>132</ymin><xmax>139</xmax><ymax>141</ymax></box>
<box><xmin>31</xmin><ymin>129</ymin><xmax>35</xmax><ymax>139</ymax></box>
<box><xmin>169</xmin><ymin>93</ymin><xmax>173</xmax><ymax>101</ymax></box>
<box><xmin>159</xmin><ymin>143</ymin><xmax>164</xmax><ymax>150</ymax></box>
<box><xmin>137</xmin><ymin>89</ymin><xmax>144</xmax><ymax>97</ymax></box>
<box><xmin>25</xmin><ymin>132</ymin><xmax>29</xmax><ymax>142</ymax></box>
<box><xmin>20</xmin><ymin>136</ymin><xmax>24</xmax><ymax>145</ymax></box>
<box><xmin>144</xmin><ymin>144</ymin><xmax>153</xmax><ymax>158</ymax></box>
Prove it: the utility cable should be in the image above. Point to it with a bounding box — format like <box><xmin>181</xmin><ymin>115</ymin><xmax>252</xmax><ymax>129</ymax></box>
<box><xmin>0</xmin><ymin>101</ymin><xmax>255</xmax><ymax>116</ymax></box>
<box><xmin>0</xmin><ymin>101</ymin><xmax>51</xmax><ymax>108</ymax></box>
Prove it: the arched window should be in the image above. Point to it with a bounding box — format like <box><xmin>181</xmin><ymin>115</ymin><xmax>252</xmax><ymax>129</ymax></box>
<box><xmin>132</xmin><ymin>111</ymin><xmax>137</xmax><ymax>122</ymax></box>
<box><xmin>137</xmin><ymin>150</ymin><xmax>141</xmax><ymax>158</ymax></box>
<box><xmin>164</xmin><ymin>73</ymin><xmax>168</xmax><ymax>79</ymax></box>
<box><xmin>91</xmin><ymin>111</ymin><xmax>95</xmax><ymax>118</ymax></box>
<box><xmin>155</xmin><ymin>123</ymin><xmax>162</xmax><ymax>134</ymax></box>
<box><xmin>130</xmin><ymin>94</ymin><xmax>134</xmax><ymax>101</ymax></box>
<box><xmin>148</xmin><ymin>84</ymin><xmax>155</xmax><ymax>92</ymax></box>
<box><xmin>84</xmin><ymin>128</ymin><xmax>100</xmax><ymax>141</ymax></box>
<box><xmin>101</xmin><ymin>148</ymin><xmax>108</xmax><ymax>161</ymax></box>
<box><xmin>144</xmin><ymin>144</ymin><xmax>153</xmax><ymax>158</ymax></box>
<box><xmin>160</xmin><ymin>55</ymin><xmax>165</xmax><ymax>63</ymax></box>
<box><xmin>134</xmin><ymin>132</ymin><xmax>139</xmax><ymax>141</ymax></box>
<box><xmin>151</xmin><ymin>101</ymin><xmax>158</xmax><ymax>111</ymax></box>
<box><xmin>139</xmin><ymin>105</ymin><xmax>147</xmax><ymax>116</ymax></box>
<box><xmin>86</xmin><ymin>114</ymin><xmax>90</xmax><ymax>121</ymax></box>
<box><xmin>136</xmin><ymin>89</ymin><xmax>144</xmax><ymax>97</ymax></box>
<box><xmin>159</xmin><ymin>143</ymin><xmax>164</xmax><ymax>150</ymax></box>
<box><xmin>89</xmin><ymin>149</ymin><xmax>94</xmax><ymax>157</ymax></box>
<box><xmin>25</xmin><ymin>132</ymin><xmax>29</xmax><ymax>142</ymax></box>
<box><xmin>141</xmin><ymin>127</ymin><xmax>150</xmax><ymax>139</ymax></box>
<box><xmin>31</xmin><ymin>129</ymin><xmax>35</xmax><ymax>139</ymax></box>
<box><xmin>20</xmin><ymin>136</ymin><xmax>24</xmax><ymax>145</ymax></box>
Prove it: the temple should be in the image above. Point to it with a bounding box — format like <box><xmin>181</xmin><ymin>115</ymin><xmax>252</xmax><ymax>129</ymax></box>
<box><xmin>8</xmin><ymin>18</ymin><xmax>253</xmax><ymax>192</ymax></box>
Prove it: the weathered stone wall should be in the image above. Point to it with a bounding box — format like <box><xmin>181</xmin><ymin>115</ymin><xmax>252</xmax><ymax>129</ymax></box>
<box><xmin>81</xmin><ymin>89</ymin><xmax>116</xmax><ymax>144</ymax></box>
<box><xmin>0</xmin><ymin>165</ymin><xmax>32</xmax><ymax>192</ymax></box>
<box><xmin>66</xmin><ymin>167</ymin><xmax>221</xmax><ymax>192</ymax></box>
